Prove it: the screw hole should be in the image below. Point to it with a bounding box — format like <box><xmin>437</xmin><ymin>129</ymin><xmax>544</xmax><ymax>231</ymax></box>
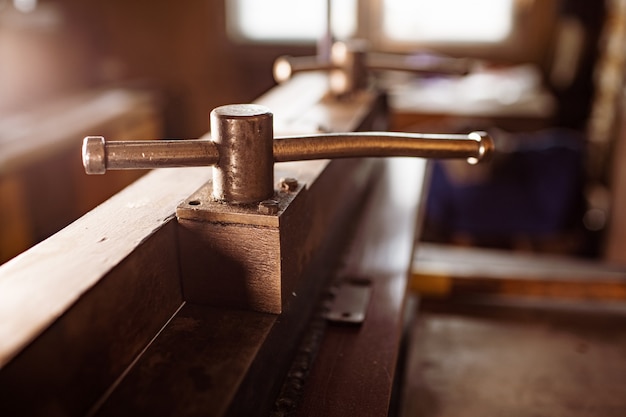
<box><xmin>341</xmin><ymin>312</ymin><xmax>351</xmax><ymax>318</ymax></box>
<box><xmin>188</xmin><ymin>200</ymin><xmax>201</xmax><ymax>206</ymax></box>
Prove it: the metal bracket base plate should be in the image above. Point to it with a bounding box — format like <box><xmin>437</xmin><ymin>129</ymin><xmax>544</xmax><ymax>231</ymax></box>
<box><xmin>325</xmin><ymin>278</ymin><xmax>372</xmax><ymax>324</ymax></box>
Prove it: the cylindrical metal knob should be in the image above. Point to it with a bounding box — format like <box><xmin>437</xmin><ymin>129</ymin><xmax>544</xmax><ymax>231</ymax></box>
<box><xmin>82</xmin><ymin>103</ymin><xmax>494</xmax><ymax>205</ymax></box>
<box><xmin>210</xmin><ymin>104</ymin><xmax>274</xmax><ymax>204</ymax></box>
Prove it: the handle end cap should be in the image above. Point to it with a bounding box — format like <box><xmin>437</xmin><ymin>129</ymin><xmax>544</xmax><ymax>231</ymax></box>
<box><xmin>82</xmin><ymin>136</ymin><xmax>106</xmax><ymax>175</ymax></box>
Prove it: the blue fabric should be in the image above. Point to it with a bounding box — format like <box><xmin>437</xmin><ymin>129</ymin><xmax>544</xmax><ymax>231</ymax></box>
<box><xmin>425</xmin><ymin>129</ymin><xmax>585</xmax><ymax>239</ymax></box>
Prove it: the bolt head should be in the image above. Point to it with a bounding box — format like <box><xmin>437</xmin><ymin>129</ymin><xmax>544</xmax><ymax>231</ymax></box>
<box><xmin>279</xmin><ymin>177</ymin><xmax>299</xmax><ymax>192</ymax></box>
<box><xmin>258</xmin><ymin>199</ymin><xmax>279</xmax><ymax>215</ymax></box>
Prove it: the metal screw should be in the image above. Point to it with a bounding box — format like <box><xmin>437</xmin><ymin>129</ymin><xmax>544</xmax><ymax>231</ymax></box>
<box><xmin>258</xmin><ymin>199</ymin><xmax>279</xmax><ymax>215</ymax></box>
<box><xmin>279</xmin><ymin>177</ymin><xmax>299</xmax><ymax>192</ymax></box>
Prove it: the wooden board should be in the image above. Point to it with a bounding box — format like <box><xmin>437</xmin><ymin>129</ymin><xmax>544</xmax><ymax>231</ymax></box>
<box><xmin>296</xmin><ymin>157</ymin><xmax>426</xmax><ymax>417</ymax></box>
<box><xmin>0</xmin><ymin>168</ymin><xmax>207</xmax><ymax>415</ymax></box>
<box><xmin>412</xmin><ymin>243</ymin><xmax>626</xmax><ymax>300</ymax></box>
<box><xmin>0</xmin><ymin>73</ymin><xmax>420</xmax><ymax>416</ymax></box>
<box><xmin>0</xmin><ymin>88</ymin><xmax>162</xmax><ymax>263</ymax></box>
<box><xmin>402</xmin><ymin>299</ymin><xmax>626</xmax><ymax>417</ymax></box>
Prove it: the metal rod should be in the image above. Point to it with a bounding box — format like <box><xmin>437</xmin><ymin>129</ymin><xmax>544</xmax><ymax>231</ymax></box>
<box><xmin>83</xmin><ymin>131</ymin><xmax>493</xmax><ymax>176</ymax></box>
<box><xmin>82</xmin><ymin>136</ymin><xmax>219</xmax><ymax>174</ymax></box>
<box><xmin>273</xmin><ymin>131</ymin><xmax>493</xmax><ymax>164</ymax></box>
<box><xmin>366</xmin><ymin>53</ymin><xmax>472</xmax><ymax>76</ymax></box>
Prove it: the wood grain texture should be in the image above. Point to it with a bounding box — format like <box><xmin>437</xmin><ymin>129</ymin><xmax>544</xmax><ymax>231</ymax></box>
<box><xmin>0</xmin><ymin>220</ymin><xmax>183</xmax><ymax>416</ymax></box>
<box><xmin>0</xmin><ymin>73</ymin><xmax>338</xmax><ymax>364</ymax></box>
<box><xmin>296</xmin><ymin>158</ymin><xmax>427</xmax><ymax>417</ymax></box>
<box><xmin>0</xmin><ymin>88</ymin><xmax>159</xmax><ymax>174</ymax></box>
<box><xmin>0</xmin><ymin>88</ymin><xmax>161</xmax><ymax>263</ymax></box>
<box><xmin>95</xmin><ymin>158</ymin><xmax>378</xmax><ymax>417</ymax></box>
<box><xmin>178</xmin><ymin>218</ymin><xmax>283</xmax><ymax>312</ymax></box>
<box><xmin>0</xmin><ymin>166</ymin><xmax>212</xmax><ymax>369</ymax></box>
<box><xmin>0</xmin><ymin>73</ymin><xmax>418</xmax><ymax>416</ymax></box>
<box><xmin>95</xmin><ymin>303</ymin><xmax>277</xmax><ymax>417</ymax></box>
<box><xmin>0</xmin><ymin>176</ymin><xmax>31</xmax><ymax>260</ymax></box>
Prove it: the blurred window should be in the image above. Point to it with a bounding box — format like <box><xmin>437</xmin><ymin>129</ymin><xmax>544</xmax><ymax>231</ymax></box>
<box><xmin>227</xmin><ymin>0</ymin><xmax>357</xmax><ymax>43</ymax></box>
<box><xmin>227</xmin><ymin>0</ymin><xmax>514</xmax><ymax>45</ymax></box>
<box><xmin>381</xmin><ymin>0</ymin><xmax>514</xmax><ymax>44</ymax></box>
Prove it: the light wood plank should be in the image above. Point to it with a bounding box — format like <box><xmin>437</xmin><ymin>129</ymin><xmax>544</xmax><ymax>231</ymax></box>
<box><xmin>411</xmin><ymin>243</ymin><xmax>626</xmax><ymax>300</ymax></box>
<box><xmin>0</xmin><ymin>166</ymin><xmax>212</xmax><ymax>368</ymax></box>
<box><xmin>0</xmin><ymin>73</ymin><xmax>334</xmax><ymax>370</ymax></box>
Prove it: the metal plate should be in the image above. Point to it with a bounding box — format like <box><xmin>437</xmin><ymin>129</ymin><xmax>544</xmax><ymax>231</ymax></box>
<box><xmin>325</xmin><ymin>278</ymin><xmax>372</xmax><ymax>324</ymax></box>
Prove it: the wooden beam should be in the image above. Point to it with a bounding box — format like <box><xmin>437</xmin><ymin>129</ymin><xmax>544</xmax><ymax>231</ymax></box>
<box><xmin>297</xmin><ymin>158</ymin><xmax>426</xmax><ymax>417</ymax></box>
<box><xmin>411</xmin><ymin>243</ymin><xmax>626</xmax><ymax>300</ymax></box>
<box><xmin>0</xmin><ymin>73</ymin><xmax>413</xmax><ymax>416</ymax></box>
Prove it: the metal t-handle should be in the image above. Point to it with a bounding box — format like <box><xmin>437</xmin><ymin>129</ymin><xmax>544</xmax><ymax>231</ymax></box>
<box><xmin>83</xmin><ymin>104</ymin><xmax>493</xmax><ymax>204</ymax></box>
<box><xmin>274</xmin><ymin>40</ymin><xmax>472</xmax><ymax>96</ymax></box>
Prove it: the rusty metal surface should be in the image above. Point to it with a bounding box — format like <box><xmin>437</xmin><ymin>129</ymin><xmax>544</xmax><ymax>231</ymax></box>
<box><xmin>273</xmin><ymin>131</ymin><xmax>492</xmax><ymax>163</ymax></box>
<box><xmin>176</xmin><ymin>178</ymin><xmax>303</xmax><ymax>227</ymax></box>
<box><xmin>82</xmin><ymin>136</ymin><xmax>219</xmax><ymax>174</ymax></box>
<box><xmin>210</xmin><ymin>104</ymin><xmax>274</xmax><ymax>204</ymax></box>
<box><xmin>85</xmin><ymin>130</ymin><xmax>490</xmax><ymax>174</ymax></box>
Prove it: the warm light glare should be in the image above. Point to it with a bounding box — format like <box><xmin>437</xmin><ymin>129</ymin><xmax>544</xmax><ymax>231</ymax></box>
<box><xmin>330</xmin><ymin>41</ymin><xmax>348</xmax><ymax>65</ymax></box>
<box><xmin>329</xmin><ymin>69</ymin><xmax>348</xmax><ymax>94</ymax></box>
<box><xmin>13</xmin><ymin>0</ymin><xmax>36</xmax><ymax>13</ymax></box>
<box><xmin>383</xmin><ymin>0</ymin><xmax>514</xmax><ymax>43</ymax></box>
<box><xmin>234</xmin><ymin>0</ymin><xmax>356</xmax><ymax>41</ymax></box>
<box><xmin>273</xmin><ymin>58</ymin><xmax>292</xmax><ymax>83</ymax></box>
<box><xmin>231</xmin><ymin>0</ymin><xmax>514</xmax><ymax>45</ymax></box>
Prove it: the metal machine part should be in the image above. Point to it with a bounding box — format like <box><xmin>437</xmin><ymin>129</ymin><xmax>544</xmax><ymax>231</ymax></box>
<box><xmin>211</xmin><ymin>104</ymin><xmax>274</xmax><ymax>204</ymax></box>
<box><xmin>82</xmin><ymin>101</ymin><xmax>492</xmax><ymax>314</ymax></box>
<box><xmin>273</xmin><ymin>40</ymin><xmax>472</xmax><ymax>96</ymax></box>
<box><xmin>324</xmin><ymin>277</ymin><xmax>372</xmax><ymax>324</ymax></box>
<box><xmin>82</xmin><ymin>103</ymin><xmax>493</xmax><ymax>205</ymax></box>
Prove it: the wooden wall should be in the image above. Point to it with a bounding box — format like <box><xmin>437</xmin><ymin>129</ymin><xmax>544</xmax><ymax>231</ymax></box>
<box><xmin>0</xmin><ymin>0</ymin><xmax>314</xmax><ymax>137</ymax></box>
<box><xmin>56</xmin><ymin>0</ymin><xmax>313</xmax><ymax>138</ymax></box>
<box><xmin>0</xmin><ymin>1</ymin><xmax>314</xmax><ymax>262</ymax></box>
